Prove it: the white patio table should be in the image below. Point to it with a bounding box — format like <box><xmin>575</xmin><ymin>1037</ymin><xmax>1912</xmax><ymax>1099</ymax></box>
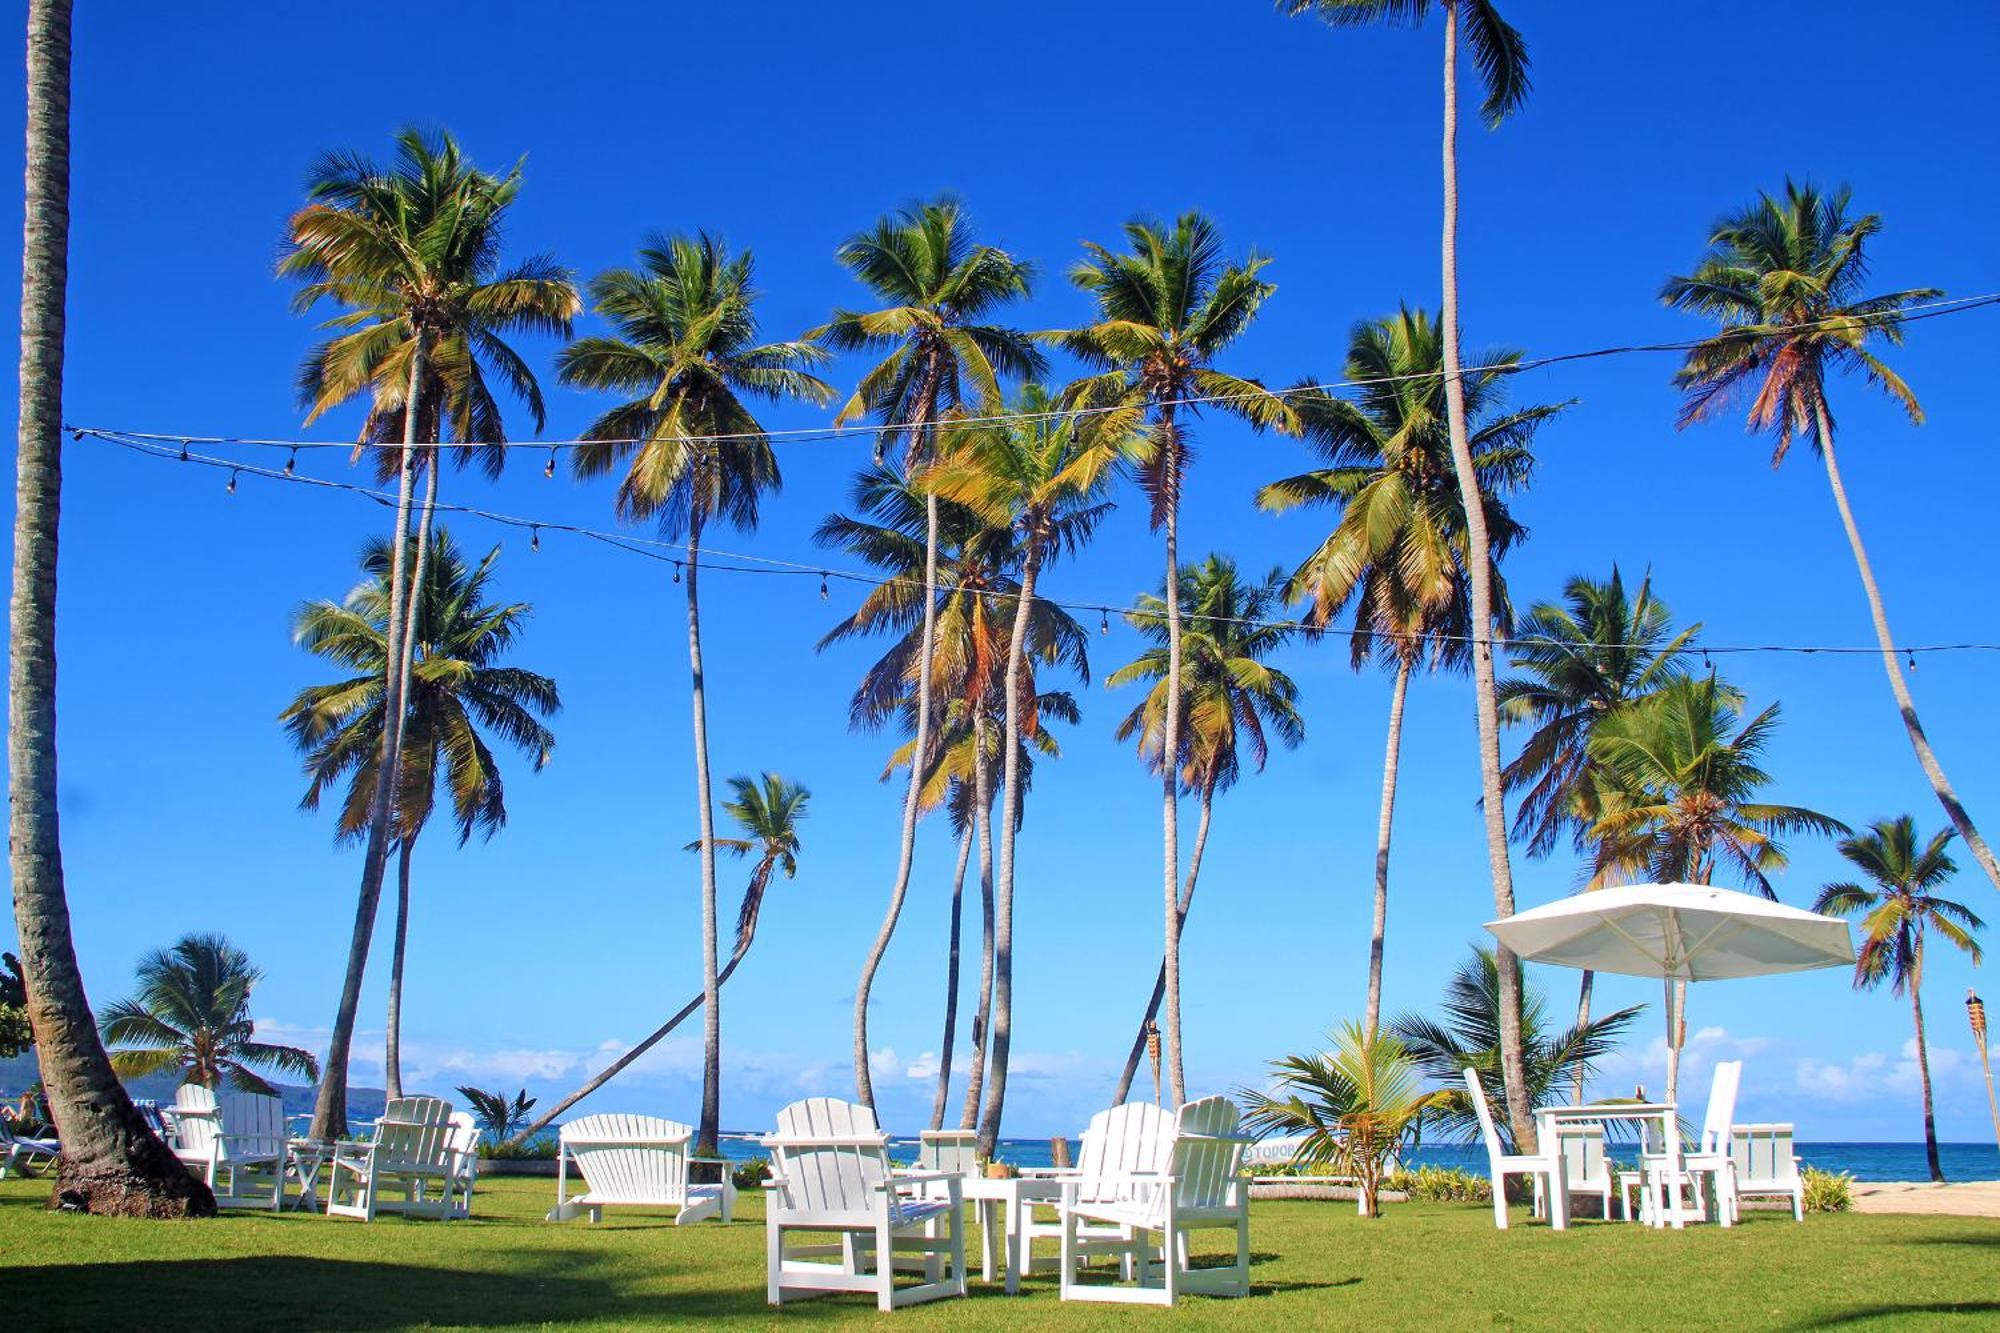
<box><xmin>1533</xmin><ymin>1103</ymin><xmax>1690</xmax><ymax>1229</ymax></box>
<box><xmin>956</xmin><ymin>1173</ymin><xmax>1068</xmax><ymax>1294</ymax></box>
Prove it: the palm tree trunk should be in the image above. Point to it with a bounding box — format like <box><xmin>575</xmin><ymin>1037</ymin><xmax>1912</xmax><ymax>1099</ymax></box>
<box><xmin>978</xmin><ymin>534</ymin><xmax>1046</xmax><ymax>1153</ymax></box>
<box><xmin>686</xmin><ymin>515</ymin><xmax>724</xmax><ymax>1158</ymax></box>
<box><xmin>960</xmin><ymin>746</ymin><xmax>997</xmax><ymax>1130</ymax></box>
<box><xmin>1440</xmin><ymin>1</ymin><xmax>1534</xmax><ymax>1152</ymax></box>
<box><xmin>396</xmin><ymin>451</ymin><xmax>439</xmax><ymax>762</ymax></box>
<box><xmin>1158</xmin><ymin>407</ymin><xmax>1188</xmax><ymax>1108</ymax></box>
<box><xmin>1365</xmin><ymin>657</ymin><xmax>1414</xmax><ymax>1038</ymax></box>
<box><xmin>929</xmin><ymin>821</ymin><xmax>974</xmax><ymax>1130</ymax></box>
<box><xmin>8</xmin><ymin>0</ymin><xmax>212</xmax><ymax>1216</ymax></box>
<box><xmin>1912</xmin><ymin>974</ymin><xmax>1943</xmax><ymax>1181</ymax></box>
<box><xmin>1810</xmin><ymin>401</ymin><xmax>2000</xmax><ymax>894</ymax></box>
<box><xmin>1571</xmin><ymin>970</ymin><xmax>1595</xmax><ymax>1101</ymax></box>
<box><xmin>1113</xmin><ymin>787</ymin><xmax>1213</xmax><ymax>1103</ymax></box>
<box><xmin>383</xmin><ymin>834</ymin><xmax>417</xmax><ymax>1100</ymax></box>
<box><xmin>310</xmin><ymin>333</ymin><xmax>424</xmax><ymax>1142</ymax></box>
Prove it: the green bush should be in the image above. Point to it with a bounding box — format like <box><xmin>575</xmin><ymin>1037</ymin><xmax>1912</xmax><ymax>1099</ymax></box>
<box><xmin>1802</xmin><ymin>1166</ymin><xmax>1853</xmax><ymax>1214</ymax></box>
<box><xmin>478</xmin><ymin>1138</ymin><xmax>558</xmax><ymax>1161</ymax></box>
<box><xmin>731</xmin><ymin>1156</ymin><xmax>770</xmax><ymax>1191</ymax></box>
<box><xmin>1386</xmin><ymin>1165</ymin><xmax>1494</xmax><ymax>1203</ymax></box>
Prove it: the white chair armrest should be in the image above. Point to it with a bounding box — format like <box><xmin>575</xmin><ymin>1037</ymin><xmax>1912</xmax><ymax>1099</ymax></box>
<box><xmin>882</xmin><ymin>1170</ymin><xmax>960</xmax><ymax>1189</ymax></box>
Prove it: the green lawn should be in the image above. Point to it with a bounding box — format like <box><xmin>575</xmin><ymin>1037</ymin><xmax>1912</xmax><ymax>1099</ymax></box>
<box><xmin>2</xmin><ymin>1174</ymin><xmax>1995</xmax><ymax>1329</ymax></box>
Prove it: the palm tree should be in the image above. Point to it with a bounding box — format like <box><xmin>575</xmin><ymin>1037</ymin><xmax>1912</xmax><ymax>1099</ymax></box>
<box><xmin>1106</xmin><ymin>557</ymin><xmax>1304</xmax><ymax>1104</ymax></box>
<box><xmin>511</xmin><ymin>773</ymin><xmax>810</xmax><ymax>1147</ymax></box>
<box><xmin>8</xmin><ymin>0</ymin><xmax>209</xmax><ymax>1214</ymax></box>
<box><xmin>456</xmin><ymin>1086</ymin><xmax>537</xmax><ymax>1143</ymax></box>
<box><xmin>928</xmin><ymin>387</ymin><xmax>1122</xmax><ymax>1150</ymax></box>
<box><xmin>814</xmin><ymin>200</ymin><xmax>1042</xmax><ymax>1107</ymax></box>
<box><xmin>280</xmin><ymin>128</ymin><xmax>578</xmax><ymax>1140</ymax></box>
<box><xmin>1258</xmin><ymin>307</ymin><xmax>1553</xmax><ymax>1037</ymax></box>
<box><xmin>559</xmin><ymin>232</ymin><xmax>831</xmax><ymax>1156</ymax></box>
<box><xmin>1662</xmin><ymin>183</ymin><xmax>1994</xmax><ymax>896</ymax></box>
<box><xmin>98</xmin><ymin>935</ymin><xmax>320</xmax><ymax>1095</ymax></box>
<box><xmin>1061</xmin><ymin>212</ymin><xmax>1296</xmax><ymax>1105</ymax></box>
<box><xmin>1813</xmin><ymin>817</ymin><xmax>1985</xmax><ymax>1182</ymax></box>
<box><xmin>1389</xmin><ymin>947</ymin><xmax>1640</xmax><ymax>1150</ymax></box>
<box><xmin>1279</xmin><ymin>0</ymin><xmax>1540</xmax><ymax>1151</ymax></box>
<box><xmin>280</xmin><ymin>530</ymin><xmax>560</xmax><ymax>1100</ymax></box>
<box><xmin>1241</xmin><ymin>1023</ymin><xmax>1445</xmax><ymax>1217</ymax></box>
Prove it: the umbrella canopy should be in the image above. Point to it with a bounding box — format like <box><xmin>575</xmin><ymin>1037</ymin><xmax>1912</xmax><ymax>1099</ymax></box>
<box><xmin>1485</xmin><ymin>882</ymin><xmax>1854</xmax><ymax>981</ymax></box>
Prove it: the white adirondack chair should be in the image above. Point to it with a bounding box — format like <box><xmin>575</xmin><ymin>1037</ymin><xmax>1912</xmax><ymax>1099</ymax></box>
<box><xmin>171</xmin><ymin>1084</ymin><xmax>290</xmax><ymax>1210</ymax></box>
<box><xmin>325</xmin><ymin>1096</ymin><xmax>465</xmax><ymax>1221</ymax></box>
<box><xmin>445</xmin><ymin>1111</ymin><xmax>482</xmax><ymax>1219</ymax></box>
<box><xmin>1464</xmin><ymin>1069</ymin><xmax>1569</xmax><ymax>1230</ymax></box>
<box><xmin>546</xmin><ymin>1113</ymin><xmax>735</xmax><ymax>1224</ymax></box>
<box><xmin>1730</xmin><ymin>1122</ymin><xmax>1805</xmax><ymax>1222</ymax></box>
<box><xmin>762</xmin><ymin>1097</ymin><xmax>966</xmax><ymax>1312</ymax></box>
<box><xmin>1020</xmin><ymin>1101</ymin><xmax>1173</xmax><ymax>1275</ymax></box>
<box><xmin>1533</xmin><ymin>1124</ymin><xmax>1611</xmax><ymax>1221</ymax></box>
<box><xmin>1644</xmin><ymin>1060</ymin><xmax>1742</xmax><ymax>1227</ymax></box>
<box><xmin>1055</xmin><ymin>1094</ymin><xmax>1252</xmax><ymax>1305</ymax></box>
<box><xmin>0</xmin><ymin>1115</ymin><xmax>59</xmax><ymax>1179</ymax></box>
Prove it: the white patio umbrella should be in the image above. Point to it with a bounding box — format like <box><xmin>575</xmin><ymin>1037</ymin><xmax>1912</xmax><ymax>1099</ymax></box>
<box><xmin>1486</xmin><ymin>882</ymin><xmax>1854</xmax><ymax>1102</ymax></box>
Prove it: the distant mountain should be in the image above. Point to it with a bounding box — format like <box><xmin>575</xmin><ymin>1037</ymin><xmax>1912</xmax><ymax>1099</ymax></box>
<box><xmin>2</xmin><ymin>1054</ymin><xmax>386</xmax><ymax>1132</ymax></box>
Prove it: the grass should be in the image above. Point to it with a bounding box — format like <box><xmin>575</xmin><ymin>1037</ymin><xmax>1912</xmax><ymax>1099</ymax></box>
<box><xmin>2</xmin><ymin>1174</ymin><xmax>1996</xmax><ymax>1329</ymax></box>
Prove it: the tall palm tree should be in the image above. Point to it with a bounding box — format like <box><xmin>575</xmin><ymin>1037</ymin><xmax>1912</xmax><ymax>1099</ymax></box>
<box><xmin>1813</xmin><ymin>817</ymin><xmax>1984</xmax><ymax>1181</ymax></box>
<box><xmin>929</xmin><ymin>387</ymin><xmax>1122</xmax><ymax>1150</ymax></box>
<box><xmin>98</xmin><ymin>935</ymin><xmax>320</xmax><ymax>1095</ymax></box>
<box><xmin>280</xmin><ymin>530</ymin><xmax>560</xmax><ymax>1099</ymax></box>
<box><xmin>1062</xmin><ymin>212</ymin><xmax>1296</xmax><ymax>1104</ymax></box>
<box><xmin>814</xmin><ymin>200</ymin><xmax>1043</xmax><ymax>1107</ymax></box>
<box><xmin>512</xmin><ymin>773</ymin><xmax>811</xmax><ymax>1147</ymax></box>
<box><xmin>1106</xmin><ymin>557</ymin><xmax>1304</xmax><ymax>1105</ymax></box>
<box><xmin>1258</xmin><ymin>307</ymin><xmax>1553</xmax><ymax>1037</ymax></box>
<box><xmin>559</xmin><ymin>232</ymin><xmax>831</xmax><ymax>1155</ymax></box>
<box><xmin>280</xmin><ymin>128</ymin><xmax>577</xmax><ymax>1140</ymax></box>
<box><xmin>1662</xmin><ymin>183</ymin><xmax>1994</xmax><ymax>895</ymax></box>
<box><xmin>1279</xmin><ymin>0</ymin><xmax>1540</xmax><ymax>1149</ymax></box>
<box><xmin>9</xmin><ymin>0</ymin><xmax>209</xmax><ymax>1214</ymax></box>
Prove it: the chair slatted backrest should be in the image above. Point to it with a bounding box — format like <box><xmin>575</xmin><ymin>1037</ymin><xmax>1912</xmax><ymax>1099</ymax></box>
<box><xmin>446</xmin><ymin>1111</ymin><xmax>480</xmax><ymax>1165</ymax></box>
<box><xmin>1076</xmin><ymin>1101</ymin><xmax>1171</xmax><ymax>1205</ymax></box>
<box><xmin>916</xmin><ymin>1129</ymin><xmax>978</xmax><ymax>1176</ymax></box>
<box><xmin>1555</xmin><ymin>1123</ymin><xmax>1608</xmax><ymax>1188</ymax></box>
<box><xmin>1730</xmin><ymin>1122</ymin><xmax>1799</xmax><ymax>1187</ymax></box>
<box><xmin>765</xmin><ymin>1098</ymin><xmax>892</xmax><ymax>1225</ymax></box>
<box><xmin>214</xmin><ymin>1091</ymin><xmax>288</xmax><ymax>1162</ymax></box>
<box><xmin>1168</xmin><ymin>1095</ymin><xmax>1247</xmax><ymax>1213</ymax></box>
<box><xmin>1699</xmin><ymin>1061</ymin><xmax>1743</xmax><ymax>1154</ymax></box>
<box><xmin>173</xmin><ymin>1085</ymin><xmax>221</xmax><ymax>1159</ymax></box>
<box><xmin>374</xmin><ymin>1096</ymin><xmax>454</xmax><ymax>1170</ymax></box>
<box><xmin>1461</xmin><ymin>1068</ymin><xmax>1507</xmax><ymax>1161</ymax></box>
<box><xmin>563</xmin><ymin>1113</ymin><xmax>694</xmax><ymax>1204</ymax></box>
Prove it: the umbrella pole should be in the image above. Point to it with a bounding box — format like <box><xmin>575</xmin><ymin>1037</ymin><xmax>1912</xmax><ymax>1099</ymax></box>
<box><xmin>1663</xmin><ymin>975</ymin><xmax>1679</xmax><ymax>1107</ymax></box>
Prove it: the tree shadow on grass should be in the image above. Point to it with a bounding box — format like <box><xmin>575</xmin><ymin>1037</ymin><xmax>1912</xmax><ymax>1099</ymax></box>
<box><xmin>1793</xmin><ymin>1303</ymin><xmax>2000</xmax><ymax>1328</ymax></box>
<box><xmin>1891</xmin><ymin>1230</ymin><xmax>2000</xmax><ymax>1248</ymax></box>
<box><xmin>4</xmin><ymin>1255</ymin><xmax>773</xmax><ymax>1329</ymax></box>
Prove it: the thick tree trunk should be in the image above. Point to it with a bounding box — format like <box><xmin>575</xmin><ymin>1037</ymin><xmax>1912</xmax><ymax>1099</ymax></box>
<box><xmin>9</xmin><ymin>0</ymin><xmax>213</xmax><ymax>1217</ymax></box>
<box><xmin>310</xmin><ymin>335</ymin><xmax>424</xmax><ymax>1141</ymax></box>
<box><xmin>960</xmin><ymin>749</ymin><xmax>997</xmax><ymax>1130</ymax></box>
<box><xmin>687</xmin><ymin>518</ymin><xmax>724</xmax><ymax>1157</ymax></box>
<box><xmin>929</xmin><ymin>822</ymin><xmax>973</xmax><ymax>1130</ymax></box>
<box><xmin>1364</xmin><ymin>657</ymin><xmax>1413</xmax><ymax>1038</ymax></box>
<box><xmin>1440</xmin><ymin>3</ymin><xmax>1534</xmax><ymax>1152</ymax></box>
<box><xmin>1810</xmin><ymin>401</ymin><xmax>2000</xmax><ymax>894</ymax></box>
<box><xmin>383</xmin><ymin>835</ymin><xmax>416</xmax><ymax>1100</ymax></box>
<box><xmin>1912</xmin><ymin>977</ymin><xmax>1943</xmax><ymax>1182</ymax></box>
<box><xmin>1157</xmin><ymin>408</ymin><xmax>1187</xmax><ymax>1107</ymax></box>
<box><xmin>1113</xmin><ymin>788</ymin><xmax>1213</xmax><ymax>1104</ymax></box>
<box><xmin>978</xmin><ymin>535</ymin><xmax>1045</xmax><ymax>1153</ymax></box>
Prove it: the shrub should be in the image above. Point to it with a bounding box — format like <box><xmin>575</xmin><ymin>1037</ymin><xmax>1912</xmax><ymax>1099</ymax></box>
<box><xmin>1802</xmin><ymin>1166</ymin><xmax>1853</xmax><ymax>1214</ymax></box>
<box><xmin>1386</xmin><ymin>1165</ymin><xmax>1494</xmax><ymax>1203</ymax></box>
<box><xmin>478</xmin><ymin>1138</ymin><xmax>558</xmax><ymax>1161</ymax></box>
<box><xmin>732</xmin><ymin>1156</ymin><xmax>770</xmax><ymax>1191</ymax></box>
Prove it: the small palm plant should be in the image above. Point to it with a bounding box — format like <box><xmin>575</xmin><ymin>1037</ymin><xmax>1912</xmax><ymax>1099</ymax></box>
<box><xmin>455</xmin><ymin>1086</ymin><xmax>537</xmax><ymax>1143</ymax></box>
<box><xmin>1241</xmin><ymin>1022</ymin><xmax>1444</xmax><ymax>1218</ymax></box>
<box><xmin>99</xmin><ymin>935</ymin><xmax>320</xmax><ymax>1095</ymax></box>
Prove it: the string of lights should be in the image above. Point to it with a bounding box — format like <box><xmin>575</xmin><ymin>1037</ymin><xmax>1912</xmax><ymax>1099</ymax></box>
<box><xmin>86</xmin><ymin>429</ymin><xmax>2000</xmax><ymax>664</ymax></box>
<box><xmin>65</xmin><ymin>291</ymin><xmax>2000</xmax><ymax>456</ymax></box>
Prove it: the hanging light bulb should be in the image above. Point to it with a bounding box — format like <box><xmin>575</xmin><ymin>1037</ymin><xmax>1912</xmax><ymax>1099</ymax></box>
<box><xmin>544</xmin><ymin>447</ymin><xmax>557</xmax><ymax>479</ymax></box>
<box><xmin>673</xmin><ymin>562</ymin><xmax>682</xmax><ymax>585</ymax></box>
<box><xmin>69</xmin><ymin>428</ymin><xmax>82</xmax><ymax>441</ymax></box>
<box><xmin>1908</xmin><ymin>649</ymin><xmax>1918</xmax><ymax>672</ymax></box>
<box><xmin>530</xmin><ymin>525</ymin><xmax>541</xmax><ymax>553</ymax></box>
<box><xmin>179</xmin><ymin>439</ymin><xmax>190</xmax><ymax>462</ymax></box>
<box><xmin>284</xmin><ymin>447</ymin><xmax>297</xmax><ymax>477</ymax></box>
<box><xmin>819</xmin><ymin>572</ymin><xmax>830</xmax><ymax>600</ymax></box>
<box><xmin>1100</xmin><ymin>607</ymin><xmax>1110</xmax><ymax>636</ymax></box>
<box><xmin>226</xmin><ymin>468</ymin><xmax>239</xmax><ymax>494</ymax></box>
<box><xmin>1702</xmin><ymin>648</ymin><xmax>1712</xmax><ymax>670</ymax></box>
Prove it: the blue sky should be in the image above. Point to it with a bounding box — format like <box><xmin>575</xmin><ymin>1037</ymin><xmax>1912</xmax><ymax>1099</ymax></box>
<box><xmin>5</xmin><ymin>0</ymin><xmax>1999</xmax><ymax>1144</ymax></box>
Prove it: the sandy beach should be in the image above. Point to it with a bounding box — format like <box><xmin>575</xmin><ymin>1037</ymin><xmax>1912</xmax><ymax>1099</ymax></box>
<box><xmin>1849</xmin><ymin>1180</ymin><xmax>2000</xmax><ymax>1218</ymax></box>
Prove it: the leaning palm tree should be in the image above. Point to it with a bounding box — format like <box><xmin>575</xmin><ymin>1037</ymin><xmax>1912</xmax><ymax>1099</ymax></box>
<box><xmin>280</xmin><ymin>530</ymin><xmax>560</xmax><ymax>1099</ymax></box>
<box><xmin>280</xmin><ymin>128</ymin><xmax>578</xmax><ymax>1140</ymax></box>
<box><xmin>510</xmin><ymin>773</ymin><xmax>810</xmax><ymax>1147</ymax></box>
<box><xmin>559</xmin><ymin>232</ymin><xmax>831</xmax><ymax>1156</ymax></box>
<box><xmin>1814</xmin><ymin>817</ymin><xmax>1984</xmax><ymax>1182</ymax></box>
<box><xmin>814</xmin><ymin>200</ymin><xmax>1043</xmax><ymax>1107</ymax></box>
<box><xmin>1258</xmin><ymin>307</ymin><xmax>1553</xmax><ymax>1037</ymax></box>
<box><xmin>98</xmin><ymin>935</ymin><xmax>320</xmax><ymax>1096</ymax></box>
<box><xmin>1061</xmin><ymin>212</ymin><xmax>1296</xmax><ymax>1104</ymax></box>
<box><xmin>1279</xmin><ymin>0</ymin><xmax>1540</xmax><ymax>1150</ymax></box>
<box><xmin>1662</xmin><ymin>183</ymin><xmax>1994</xmax><ymax>896</ymax></box>
<box><xmin>1107</xmin><ymin>557</ymin><xmax>1304</xmax><ymax>1104</ymax></box>
<box><xmin>11</xmin><ymin>0</ymin><xmax>207</xmax><ymax>1214</ymax></box>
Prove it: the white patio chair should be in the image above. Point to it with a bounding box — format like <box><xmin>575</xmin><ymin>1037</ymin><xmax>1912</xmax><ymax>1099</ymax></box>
<box><xmin>1730</xmin><ymin>1122</ymin><xmax>1804</xmax><ymax>1222</ymax></box>
<box><xmin>171</xmin><ymin>1084</ymin><xmax>289</xmax><ymax>1210</ymax></box>
<box><xmin>1534</xmin><ymin>1123</ymin><xmax>1612</xmax><ymax>1221</ymax></box>
<box><xmin>1464</xmin><ymin>1068</ymin><xmax>1568</xmax><ymax>1230</ymax></box>
<box><xmin>445</xmin><ymin>1111</ymin><xmax>482</xmax><ymax>1219</ymax></box>
<box><xmin>762</xmin><ymin>1097</ymin><xmax>966</xmax><ymax>1312</ymax></box>
<box><xmin>0</xmin><ymin>1115</ymin><xmax>60</xmax><ymax>1179</ymax></box>
<box><xmin>1054</xmin><ymin>1094</ymin><xmax>1251</xmax><ymax>1305</ymax></box>
<box><xmin>1019</xmin><ymin>1101</ymin><xmax>1173</xmax><ymax>1275</ymax></box>
<box><xmin>325</xmin><ymin>1095</ymin><xmax>464</xmax><ymax>1221</ymax></box>
<box><xmin>547</xmin><ymin>1113</ymin><xmax>735</xmax><ymax>1224</ymax></box>
<box><xmin>1644</xmin><ymin>1060</ymin><xmax>1741</xmax><ymax>1227</ymax></box>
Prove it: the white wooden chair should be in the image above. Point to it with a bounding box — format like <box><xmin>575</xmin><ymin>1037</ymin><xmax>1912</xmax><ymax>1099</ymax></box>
<box><xmin>325</xmin><ymin>1095</ymin><xmax>465</xmax><ymax>1221</ymax></box>
<box><xmin>444</xmin><ymin>1111</ymin><xmax>482</xmax><ymax>1219</ymax></box>
<box><xmin>1730</xmin><ymin>1122</ymin><xmax>1804</xmax><ymax>1222</ymax></box>
<box><xmin>1533</xmin><ymin>1124</ymin><xmax>1611</xmax><ymax>1221</ymax></box>
<box><xmin>1019</xmin><ymin>1101</ymin><xmax>1173</xmax><ymax>1275</ymax></box>
<box><xmin>1644</xmin><ymin>1060</ymin><xmax>1742</xmax><ymax>1227</ymax></box>
<box><xmin>171</xmin><ymin>1084</ymin><xmax>290</xmax><ymax>1210</ymax></box>
<box><xmin>1464</xmin><ymin>1068</ymin><xmax>1568</xmax><ymax>1230</ymax></box>
<box><xmin>1055</xmin><ymin>1094</ymin><xmax>1251</xmax><ymax>1305</ymax></box>
<box><xmin>762</xmin><ymin>1097</ymin><xmax>966</xmax><ymax>1312</ymax></box>
<box><xmin>0</xmin><ymin>1115</ymin><xmax>60</xmax><ymax>1179</ymax></box>
<box><xmin>546</xmin><ymin>1113</ymin><xmax>736</xmax><ymax>1224</ymax></box>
